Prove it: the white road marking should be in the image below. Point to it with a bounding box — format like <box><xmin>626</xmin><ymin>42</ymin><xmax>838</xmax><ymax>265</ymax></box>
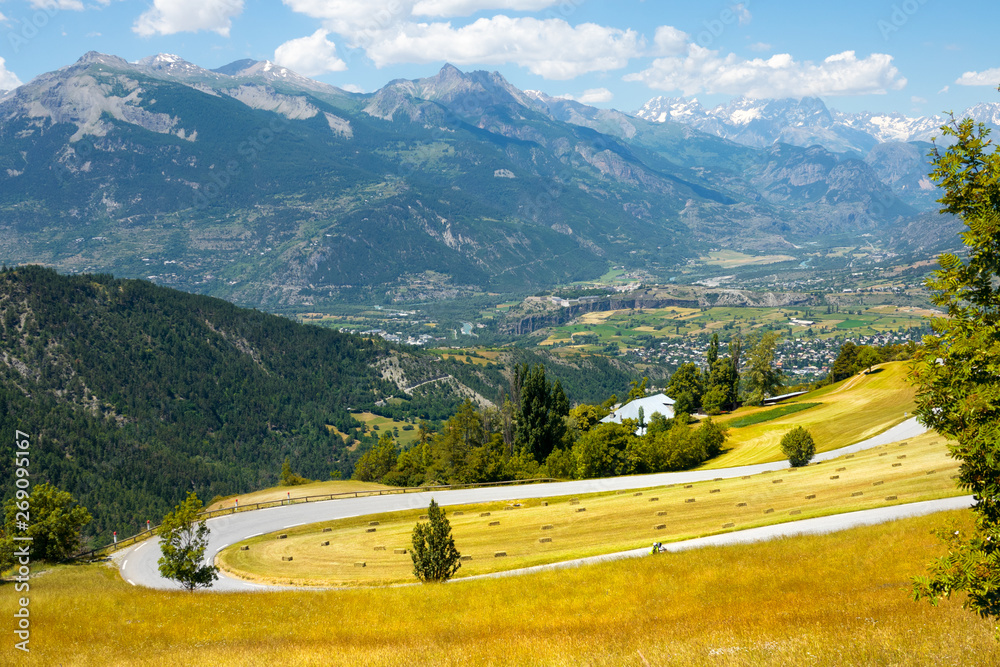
<box><xmin>123</xmin><ymin>559</ymin><xmax>128</xmax><ymax>568</ymax></box>
<box><xmin>135</xmin><ymin>542</ymin><xmax>147</xmax><ymax>552</ymax></box>
<box><xmin>127</xmin><ymin>579</ymin><xmax>136</xmax><ymax>586</ymax></box>
<box><xmin>246</xmin><ymin>532</ymin><xmax>263</xmax><ymax>539</ymax></box>
<box><xmin>284</xmin><ymin>523</ymin><xmax>305</xmax><ymax>529</ymax></box>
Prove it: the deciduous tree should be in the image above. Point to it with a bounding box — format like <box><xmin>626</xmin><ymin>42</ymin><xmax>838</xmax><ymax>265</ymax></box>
<box><xmin>1</xmin><ymin>482</ymin><xmax>91</xmax><ymax>563</ymax></box>
<box><xmin>157</xmin><ymin>492</ymin><xmax>218</xmax><ymax>591</ymax></box>
<box><xmin>910</xmin><ymin>113</ymin><xmax>1000</xmax><ymax>631</ymax></box>
<box><xmin>780</xmin><ymin>426</ymin><xmax>815</xmax><ymax>468</ymax></box>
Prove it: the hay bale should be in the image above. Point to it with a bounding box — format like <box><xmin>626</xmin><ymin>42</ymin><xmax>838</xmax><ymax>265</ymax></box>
<box><xmin>899</xmin><ymin>442</ymin><xmax>908</xmax><ymax>446</ymax></box>
<box><xmin>654</xmin><ymin>524</ymin><xmax>666</xmax><ymax>530</ymax></box>
<box><xmin>282</xmin><ymin>556</ymin><xmax>293</xmax><ymax>562</ymax></box>
<box><xmin>452</xmin><ymin>511</ymin><xmax>464</xmax><ymax>516</ymax></box>
<box><xmin>541</xmin><ymin>501</ymin><xmax>548</xmax><ymax>507</ymax></box>
<box><xmin>885</xmin><ymin>495</ymin><xmax>898</xmax><ymax>501</ymax></box>
<box><xmin>419</xmin><ymin>514</ymin><xmax>428</xmax><ymax>519</ymax></box>
<box><xmin>684</xmin><ymin>484</ymin><xmax>693</xmax><ymax>489</ymax></box>
<box><xmin>541</xmin><ymin>525</ymin><xmax>554</xmax><ymax>530</ymax></box>
<box><xmin>240</xmin><ymin>545</ymin><xmax>250</xmax><ymax>551</ymax></box>
<box><xmin>872</xmin><ymin>480</ymin><xmax>884</xmax><ymax>486</ymax></box>
<box><xmin>845</xmin><ymin>454</ymin><xmax>855</xmax><ymax>459</ymax></box>
<box><xmin>764</xmin><ymin>508</ymin><xmax>774</xmax><ymax>514</ymax></box>
<box><xmin>460</xmin><ymin>555</ymin><xmax>472</xmax><ymax>561</ymax></box>
<box><xmin>369</xmin><ymin>521</ymin><xmax>379</xmax><ymax>526</ymax></box>
<box><xmin>656</xmin><ymin>511</ymin><xmax>668</xmax><ymax>516</ymax></box>
<box><xmin>772</xmin><ymin>479</ymin><xmax>783</xmax><ymax>484</ymax></box>
<box><xmin>685</xmin><ymin>498</ymin><xmax>696</xmax><ymax>503</ymax></box>
<box><xmin>710</xmin><ymin>489</ymin><xmax>720</xmax><ymax>494</ymax></box>
<box><xmin>489</xmin><ymin>521</ymin><xmax>500</xmax><ymax>526</ymax></box>
<box><xmin>892</xmin><ymin>463</ymin><xmax>902</xmax><ymax>467</ymax></box>
<box><xmin>723</xmin><ymin>522</ymin><xmax>735</xmax><ymax>528</ymax></box>
<box><xmin>366</xmin><ymin>528</ymin><xmax>377</xmax><ymax>533</ymax></box>
<box><xmin>576</xmin><ymin>507</ymin><xmax>586</xmax><ymax>513</ymax></box>
<box><xmin>569</xmin><ymin>499</ymin><xmax>580</xmax><ymax>505</ymax></box>
<box><xmin>354</xmin><ymin>562</ymin><xmax>366</xmax><ymax>568</ymax></box>
<box><xmin>836</xmin><ymin>467</ymin><xmax>847</xmax><ymax>472</ymax></box>
<box><xmin>649</xmin><ymin>497</ymin><xmax>659</xmax><ymax>502</ymax></box>
<box><xmin>322</xmin><ymin>527</ymin><xmax>332</xmax><ymax>533</ymax></box>
<box><xmin>926</xmin><ymin>470</ymin><xmax>937</xmax><ymax>475</ymax></box>
<box><xmin>852</xmin><ymin>491</ymin><xmax>864</xmax><ymax>497</ymax></box>
<box><xmin>494</xmin><ymin>551</ymin><xmax>507</xmax><ymax>558</ymax></box>
<box><xmin>480</xmin><ymin>512</ymin><xmax>491</xmax><ymax>517</ymax></box>
<box><xmin>830</xmin><ymin>475</ymin><xmax>840</xmax><ymax>480</ymax></box>
<box><xmin>374</xmin><ymin>546</ymin><xmax>385</xmax><ymax>551</ymax></box>
<box><xmin>321</xmin><ymin>541</ymin><xmax>330</xmax><ymax>546</ymax></box>
<box><xmin>736</xmin><ymin>502</ymin><xmax>747</xmax><ymax>507</ymax></box>
<box><xmin>897</xmin><ymin>454</ymin><xmax>907</xmax><ymax>459</ymax></box>
<box><xmin>633</xmin><ymin>492</ymin><xmax>643</xmax><ymax>497</ymax></box>
<box><xmin>539</xmin><ymin>537</ymin><xmax>552</xmax><ymax>544</ymax></box>
<box><xmin>277</xmin><ymin>534</ymin><xmax>287</xmax><ymax>540</ymax></box>
<box><xmin>879</xmin><ymin>452</ymin><xmax>887</xmax><ymax>457</ymax></box>
<box><xmin>393</xmin><ymin>548</ymin><xmax>407</xmax><ymax>555</ymax></box>
<box><xmin>805</xmin><ymin>494</ymin><xmax>816</xmax><ymax>500</ymax></box>
<box><xmin>789</xmin><ymin>510</ymin><xmax>801</xmax><ymax>516</ymax></box>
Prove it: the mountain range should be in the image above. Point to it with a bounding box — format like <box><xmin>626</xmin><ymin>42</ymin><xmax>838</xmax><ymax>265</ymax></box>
<box><xmin>0</xmin><ymin>52</ymin><xmax>962</xmax><ymax>309</ymax></box>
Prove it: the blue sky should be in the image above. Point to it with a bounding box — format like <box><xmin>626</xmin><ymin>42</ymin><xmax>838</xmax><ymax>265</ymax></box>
<box><xmin>0</xmin><ymin>0</ymin><xmax>997</xmax><ymax>115</ymax></box>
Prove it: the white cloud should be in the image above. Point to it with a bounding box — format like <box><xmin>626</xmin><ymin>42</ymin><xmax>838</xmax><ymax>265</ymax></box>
<box><xmin>955</xmin><ymin>67</ymin><xmax>1000</xmax><ymax>86</ymax></box>
<box><xmin>365</xmin><ymin>17</ymin><xmax>643</xmax><ymax>79</ymax></box>
<box><xmin>282</xmin><ymin>1</ymin><xmax>642</xmax><ymax>79</ymax></box>
<box><xmin>0</xmin><ymin>11</ymin><xmax>8</xmax><ymax>24</ymax></box>
<box><xmin>29</xmin><ymin>0</ymin><xmax>84</xmax><ymax>10</ymax></box>
<box><xmin>558</xmin><ymin>87</ymin><xmax>613</xmax><ymax>104</ymax></box>
<box><xmin>626</xmin><ymin>47</ymin><xmax>906</xmax><ymax>98</ymax></box>
<box><xmin>938</xmin><ymin>85</ymin><xmax>950</xmax><ymax>94</ymax></box>
<box><xmin>412</xmin><ymin>0</ymin><xmax>559</xmax><ymax>17</ymax></box>
<box><xmin>0</xmin><ymin>57</ymin><xmax>23</xmax><ymax>91</ymax></box>
<box><xmin>653</xmin><ymin>26</ymin><xmax>687</xmax><ymax>56</ymax></box>
<box><xmin>748</xmin><ymin>41</ymin><xmax>771</xmax><ymax>52</ymax></box>
<box><xmin>274</xmin><ymin>29</ymin><xmax>347</xmax><ymax>75</ymax></box>
<box><xmin>133</xmin><ymin>0</ymin><xmax>244</xmax><ymax>37</ymax></box>
<box><xmin>341</xmin><ymin>83</ymin><xmax>364</xmax><ymax>93</ymax></box>
<box><xmin>733</xmin><ymin>2</ymin><xmax>751</xmax><ymax>25</ymax></box>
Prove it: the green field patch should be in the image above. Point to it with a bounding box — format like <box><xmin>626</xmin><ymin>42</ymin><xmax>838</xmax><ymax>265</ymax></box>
<box><xmin>727</xmin><ymin>403</ymin><xmax>822</xmax><ymax>428</ymax></box>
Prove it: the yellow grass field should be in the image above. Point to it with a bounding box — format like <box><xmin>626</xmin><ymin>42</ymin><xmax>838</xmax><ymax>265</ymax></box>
<box><xmin>20</xmin><ymin>509</ymin><xmax>996</xmax><ymax>665</ymax></box>
<box><xmin>206</xmin><ymin>480</ymin><xmax>400</xmax><ymax>512</ymax></box>
<box><xmin>217</xmin><ymin>430</ymin><xmax>957</xmax><ymax>587</ymax></box>
<box><xmin>708</xmin><ymin>361</ymin><xmax>916</xmax><ymax>467</ymax></box>
<box><xmin>701</xmin><ymin>250</ymin><xmax>797</xmax><ymax>268</ymax></box>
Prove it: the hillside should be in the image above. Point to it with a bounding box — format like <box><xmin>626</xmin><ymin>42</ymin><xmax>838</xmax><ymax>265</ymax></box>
<box><xmin>0</xmin><ymin>53</ymin><xmax>952</xmax><ymax>310</ymax></box>
<box><xmin>0</xmin><ymin>266</ymin><xmax>663</xmax><ymax>542</ymax></box>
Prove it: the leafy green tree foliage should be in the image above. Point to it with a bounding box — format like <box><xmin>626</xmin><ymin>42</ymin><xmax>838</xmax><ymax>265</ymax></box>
<box><xmin>780</xmin><ymin>426</ymin><xmax>816</xmax><ymax>468</ymax></box>
<box><xmin>856</xmin><ymin>346</ymin><xmax>880</xmax><ymax>374</ymax></box>
<box><xmin>705</xmin><ymin>357</ymin><xmax>738</xmax><ymax>413</ymax></box>
<box><xmin>743</xmin><ymin>332</ymin><xmax>783</xmax><ymax>406</ymax></box>
<box><xmin>667</xmin><ymin>362</ymin><xmax>703</xmax><ymax>411</ymax></box>
<box><xmin>352</xmin><ymin>434</ymin><xmax>399</xmax><ymax>483</ymax></box>
<box><xmin>828</xmin><ymin>342</ymin><xmax>860</xmax><ymax>383</ymax></box>
<box><xmin>672</xmin><ymin>392</ymin><xmax>697</xmax><ymax>417</ymax></box>
<box><xmin>280</xmin><ymin>457</ymin><xmax>310</xmax><ymax>486</ymax></box>
<box><xmin>410</xmin><ymin>499</ymin><xmax>461</xmax><ymax>583</ymax></box>
<box><xmin>633</xmin><ymin>417</ymin><xmax>727</xmax><ymax>473</ymax></box>
<box><xmin>626</xmin><ymin>377</ymin><xmax>649</xmax><ymax>402</ymax></box>
<box><xmin>575</xmin><ymin>421</ymin><xmax>637</xmax><ymax>479</ymax></box>
<box><xmin>157</xmin><ymin>492</ymin><xmax>218</xmax><ymax>591</ymax></box>
<box><xmin>567</xmin><ymin>403</ymin><xmax>608</xmax><ymax>434</ymax></box>
<box><xmin>1</xmin><ymin>483</ymin><xmax>91</xmax><ymax>563</ymax></box>
<box><xmin>910</xmin><ymin>114</ymin><xmax>1000</xmax><ymax>628</ymax></box>
<box><xmin>515</xmin><ymin>364</ymin><xmax>569</xmax><ymax>463</ymax></box>
<box><xmin>707</xmin><ymin>333</ymin><xmax>720</xmax><ymax>367</ymax></box>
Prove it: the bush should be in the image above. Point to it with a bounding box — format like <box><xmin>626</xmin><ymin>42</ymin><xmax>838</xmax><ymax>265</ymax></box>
<box><xmin>780</xmin><ymin>426</ymin><xmax>816</xmax><ymax>467</ymax></box>
<box><xmin>411</xmin><ymin>499</ymin><xmax>461</xmax><ymax>583</ymax></box>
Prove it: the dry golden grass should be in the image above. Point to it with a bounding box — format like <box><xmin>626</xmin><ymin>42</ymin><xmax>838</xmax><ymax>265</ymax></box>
<box><xmin>217</xmin><ymin>431</ymin><xmax>959</xmax><ymax>587</ymax></box>
<box><xmin>701</xmin><ymin>250</ymin><xmax>797</xmax><ymax>268</ymax></box>
<box><xmin>708</xmin><ymin>361</ymin><xmax>917</xmax><ymax>468</ymax></box>
<box><xmin>21</xmin><ymin>509</ymin><xmax>996</xmax><ymax>666</ymax></box>
<box><xmin>206</xmin><ymin>480</ymin><xmax>400</xmax><ymax>512</ymax></box>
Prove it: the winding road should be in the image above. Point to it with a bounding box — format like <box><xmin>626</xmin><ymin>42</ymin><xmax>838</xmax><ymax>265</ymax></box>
<box><xmin>118</xmin><ymin>418</ymin><xmax>972</xmax><ymax>591</ymax></box>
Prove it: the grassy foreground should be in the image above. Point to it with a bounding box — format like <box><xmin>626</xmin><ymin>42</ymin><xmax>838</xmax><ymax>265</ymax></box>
<box><xmin>218</xmin><ymin>430</ymin><xmax>959</xmax><ymax>586</ymax></box>
<box><xmin>16</xmin><ymin>510</ymin><xmax>996</xmax><ymax>666</ymax></box>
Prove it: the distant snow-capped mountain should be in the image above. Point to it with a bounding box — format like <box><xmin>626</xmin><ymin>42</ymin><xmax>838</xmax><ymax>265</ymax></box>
<box><xmin>635</xmin><ymin>95</ymin><xmax>999</xmax><ymax>155</ymax></box>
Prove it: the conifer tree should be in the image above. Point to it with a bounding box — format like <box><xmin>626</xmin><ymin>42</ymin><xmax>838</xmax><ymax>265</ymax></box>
<box><xmin>410</xmin><ymin>499</ymin><xmax>461</xmax><ymax>582</ymax></box>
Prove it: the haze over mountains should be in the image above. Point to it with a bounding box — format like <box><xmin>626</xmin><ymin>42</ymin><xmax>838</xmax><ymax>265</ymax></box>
<box><xmin>0</xmin><ymin>52</ymin><xmax>966</xmax><ymax>309</ymax></box>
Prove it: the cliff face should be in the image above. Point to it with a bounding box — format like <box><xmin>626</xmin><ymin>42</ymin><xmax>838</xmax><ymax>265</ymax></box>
<box><xmin>502</xmin><ymin>290</ymin><xmax>816</xmax><ymax>335</ymax></box>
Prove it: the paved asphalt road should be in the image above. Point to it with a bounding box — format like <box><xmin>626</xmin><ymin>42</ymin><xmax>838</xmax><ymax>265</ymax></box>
<box><xmin>118</xmin><ymin>417</ymin><xmax>968</xmax><ymax>592</ymax></box>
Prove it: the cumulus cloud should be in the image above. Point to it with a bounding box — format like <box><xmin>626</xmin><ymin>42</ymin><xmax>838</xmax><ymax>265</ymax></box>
<box><xmin>282</xmin><ymin>0</ymin><xmax>641</xmax><ymax>79</ymax></box>
<box><xmin>0</xmin><ymin>57</ymin><xmax>23</xmax><ymax>91</ymax></box>
<box><xmin>557</xmin><ymin>87</ymin><xmax>613</xmax><ymax>104</ymax></box>
<box><xmin>626</xmin><ymin>46</ymin><xmax>906</xmax><ymax>98</ymax></box>
<box><xmin>412</xmin><ymin>0</ymin><xmax>559</xmax><ymax>17</ymax></box>
<box><xmin>366</xmin><ymin>17</ymin><xmax>643</xmax><ymax>79</ymax></box>
<box><xmin>955</xmin><ymin>67</ymin><xmax>1000</xmax><ymax>86</ymax></box>
<box><xmin>653</xmin><ymin>26</ymin><xmax>687</xmax><ymax>56</ymax></box>
<box><xmin>274</xmin><ymin>29</ymin><xmax>347</xmax><ymax>75</ymax></box>
<box><xmin>133</xmin><ymin>0</ymin><xmax>244</xmax><ymax>37</ymax></box>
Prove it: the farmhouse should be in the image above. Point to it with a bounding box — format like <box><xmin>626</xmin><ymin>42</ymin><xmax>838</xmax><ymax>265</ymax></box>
<box><xmin>600</xmin><ymin>393</ymin><xmax>676</xmax><ymax>434</ymax></box>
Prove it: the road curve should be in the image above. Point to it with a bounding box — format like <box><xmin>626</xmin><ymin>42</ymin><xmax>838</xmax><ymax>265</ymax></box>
<box><xmin>118</xmin><ymin>417</ymin><xmax>949</xmax><ymax>591</ymax></box>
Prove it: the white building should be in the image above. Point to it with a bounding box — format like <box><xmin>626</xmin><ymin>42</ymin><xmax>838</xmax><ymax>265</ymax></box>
<box><xmin>600</xmin><ymin>393</ymin><xmax>676</xmax><ymax>434</ymax></box>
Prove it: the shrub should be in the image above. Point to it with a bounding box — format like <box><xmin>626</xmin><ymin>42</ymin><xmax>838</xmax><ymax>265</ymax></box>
<box><xmin>780</xmin><ymin>426</ymin><xmax>816</xmax><ymax>467</ymax></box>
